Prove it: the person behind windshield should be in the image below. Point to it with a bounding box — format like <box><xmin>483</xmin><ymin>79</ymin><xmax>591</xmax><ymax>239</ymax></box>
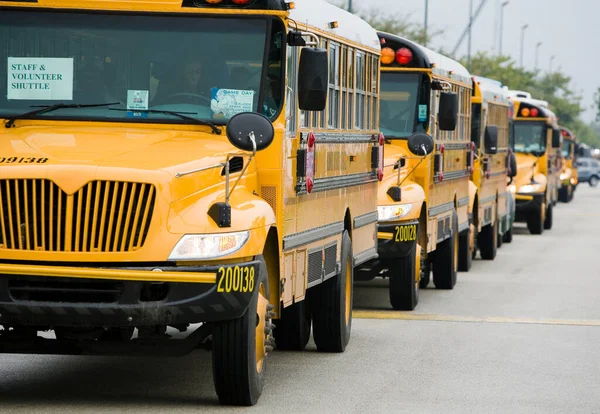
<box><xmin>153</xmin><ymin>57</ymin><xmax>210</xmax><ymax>105</ymax></box>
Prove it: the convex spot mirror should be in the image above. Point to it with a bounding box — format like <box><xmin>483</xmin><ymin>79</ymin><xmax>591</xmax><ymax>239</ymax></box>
<box><xmin>298</xmin><ymin>48</ymin><xmax>328</xmax><ymax>111</ymax></box>
<box><xmin>408</xmin><ymin>132</ymin><xmax>435</xmax><ymax>156</ymax></box>
<box><xmin>551</xmin><ymin>128</ymin><xmax>562</xmax><ymax>148</ymax></box>
<box><xmin>508</xmin><ymin>151</ymin><xmax>517</xmax><ymax>178</ymax></box>
<box><xmin>226</xmin><ymin>112</ymin><xmax>274</xmax><ymax>152</ymax></box>
<box><xmin>438</xmin><ymin>91</ymin><xmax>458</xmax><ymax>131</ymax></box>
<box><xmin>484</xmin><ymin>125</ymin><xmax>499</xmax><ymax>154</ymax></box>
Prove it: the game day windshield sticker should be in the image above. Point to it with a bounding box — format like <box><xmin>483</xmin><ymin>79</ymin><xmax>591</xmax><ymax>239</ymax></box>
<box><xmin>7</xmin><ymin>57</ymin><xmax>74</xmax><ymax>100</ymax></box>
<box><xmin>210</xmin><ymin>88</ymin><xmax>254</xmax><ymax>119</ymax></box>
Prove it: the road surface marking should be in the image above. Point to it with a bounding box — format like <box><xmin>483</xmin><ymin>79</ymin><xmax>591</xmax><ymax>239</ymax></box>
<box><xmin>353</xmin><ymin>310</ymin><xmax>600</xmax><ymax>327</ymax></box>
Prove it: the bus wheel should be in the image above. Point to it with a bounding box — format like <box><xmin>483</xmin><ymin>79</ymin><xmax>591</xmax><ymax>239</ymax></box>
<box><xmin>273</xmin><ymin>300</ymin><xmax>311</xmax><ymax>351</ymax></box>
<box><xmin>432</xmin><ymin>210</ymin><xmax>458</xmax><ymax>290</ymax></box>
<box><xmin>388</xmin><ymin>243</ymin><xmax>421</xmax><ymax>311</ymax></box>
<box><xmin>479</xmin><ymin>214</ymin><xmax>498</xmax><ymax>260</ymax></box>
<box><xmin>558</xmin><ymin>186</ymin><xmax>569</xmax><ymax>202</ymax></box>
<box><xmin>527</xmin><ymin>202</ymin><xmax>545</xmax><ymax>235</ymax></box>
<box><xmin>212</xmin><ymin>259</ymin><xmax>273</xmax><ymax>406</ymax></box>
<box><xmin>543</xmin><ymin>203</ymin><xmax>553</xmax><ymax>230</ymax></box>
<box><xmin>310</xmin><ymin>230</ymin><xmax>352</xmax><ymax>352</ymax></box>
<box><xmin>502</xmin><ymin>225</ymin><xmax>513</xmax><ymax>243</ymax></box>
<box><xmin>457</xmin><ymin>224</ymin><xmax>472</xmax><ymax>272</ymax></box>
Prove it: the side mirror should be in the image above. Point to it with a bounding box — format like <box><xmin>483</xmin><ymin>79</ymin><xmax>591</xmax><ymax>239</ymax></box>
<box><xmin>551</xmin><ymin>128</ymin><xmax>562</xmax><ymax>148</ymax></box>
<box><xmin>484</xmin><ymin>125</ymin><xmax>499</xmax><ymax>154</ymax></box>
<box><xmin>438</xmin><ymin>92</ymin><xmax>458</xmax><ymax>131</ymax></box>
<box><xmin>407</xmin><ymin>132</ymin><xmax>434</xmax><ymax>156</ymax></box>
<box><xmin>298</xmin><ymin>48</ymin><xmax>328</xmax><ymax>111</ymax></box>
<box><xmin>226</xmin><ymin>112</ymin><xmax>274</xmax><ymax>152</ymax></box>
<box><xmin>508</xmin><ymin>151</ymin><xmax>517</xmax><ymax>178</ymax></box>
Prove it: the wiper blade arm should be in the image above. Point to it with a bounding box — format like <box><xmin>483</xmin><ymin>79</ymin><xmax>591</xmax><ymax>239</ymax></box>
<box><xmin>4</xmin><ymin>102</ymin><xmax>120</xmax><ymax>128</ymax></box>
<box><xmin>109</xmin><ymin>108</ymin><xmax>222</xmax><ymax>135</ymax></box>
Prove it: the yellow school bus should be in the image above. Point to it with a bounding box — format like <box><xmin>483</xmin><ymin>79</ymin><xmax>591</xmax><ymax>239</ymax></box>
<box><xmin>355</xmin><ymin>32</ymin><xmax>470</xmax><ymax>307</ymax></box>
<box><xmin>508</xmin><ymin>93</ymin><xmax>562</xmax><ymax>235</ymax></box>
<box><xmin>468</xmin><ymin>76</ymin><xmax>512</xmax><ymax>263</ymax></box>
<box><xmin>0</xmin><ymin>0</ymin><xmax>382</xmax><ymax>405</ymax></box>
<box><xmin>558</xmin><ymin>126</ymin><xmax>578</xmax><ymax>202</ymax></box>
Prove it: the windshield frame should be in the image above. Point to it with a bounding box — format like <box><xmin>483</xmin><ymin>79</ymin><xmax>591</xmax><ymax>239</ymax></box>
<box><xmin>513</xmin><ymin>120</ymin><xmax>547</xmax><ymax>155</ymax></box>
<box><xmin>0</xmin><ymin>8</ymin><xmax>286</xmax><ymax>127</ymax></box>
<box><xmin>379</xmin><ymin>71</ymin><xmax>428</xmax><ymax>139</ymax></box>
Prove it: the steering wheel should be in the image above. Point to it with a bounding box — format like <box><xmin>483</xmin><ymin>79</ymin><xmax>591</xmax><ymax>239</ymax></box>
<box><xmin>382</xmin><ymin>107</ymin><xmax>412</xmax><ymax>129</ymax></box>
<box><xmin>164</xmin><ymin>93</ymin><xmax>211</xmax><ymax>104</ymax></box>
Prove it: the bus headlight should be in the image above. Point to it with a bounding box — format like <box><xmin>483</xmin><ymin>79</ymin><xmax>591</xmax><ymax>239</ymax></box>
<box><xmin>559</xmin><ymin>173</ymin><xmax>569</xmax><ymax>181</ymax></box>
<box><xmin>168</xmin><ymin>231</ymin><xmax>250</xmax><ymax>261</ymax></box>
<box><xmin>378</xmin><ymin>204</ymin><xmax>412</xmax><ymax>222</ymax></box>
<box><xmin>519</xmin><ymin>183</ymin><xmax>543</xmax><ymax>194</ymax></box>
<box><xmin>508</xmin><ymin>184</ymin><xmax>517</xmax><ymax>194</ymax></box>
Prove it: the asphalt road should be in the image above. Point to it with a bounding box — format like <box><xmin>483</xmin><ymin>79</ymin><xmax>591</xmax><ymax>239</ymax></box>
<box><xmin>2</xmin><ymin>187</ymin><xmax>600</xmax><ymax>413</ymax></box>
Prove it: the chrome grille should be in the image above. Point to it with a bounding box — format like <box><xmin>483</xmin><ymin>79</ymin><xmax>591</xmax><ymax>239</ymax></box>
<box><xmin>0</xmin><ymin>179</ymin><xmax>155</xmax><ymax>252</ymax></box>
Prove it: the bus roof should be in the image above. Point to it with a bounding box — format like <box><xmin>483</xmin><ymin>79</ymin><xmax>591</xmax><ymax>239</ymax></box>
<box><xmin>377</xmin><ymin>32</ymin><xmax>470</xmax><ymax>83</ymax></box>
<box><xmin>559</xmin><ymin>125</ymin><xmax>576</xmax><ymax>141</ymax></box>
<box><xmin>291</xmin><ymin>0</ymin><xmax>380</xmax><ymax>51</ymax></box>
<box><xmin>473</xmin><ymin>75</ymin><xmax>508</xmax><ymax>104</ymax></box>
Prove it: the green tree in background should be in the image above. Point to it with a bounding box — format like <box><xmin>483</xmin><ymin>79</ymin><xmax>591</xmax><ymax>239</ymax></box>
<box><xmin>330</xmin><ymin>1</ymin><xmax>599</xmax><ymax>147</ymax></box>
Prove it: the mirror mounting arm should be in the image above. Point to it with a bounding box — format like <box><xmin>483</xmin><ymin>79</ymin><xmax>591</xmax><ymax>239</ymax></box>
<box><xmin>225</xmin><ymin>132</ymin><xmax>257</xmax><ymax>204</ymax></box>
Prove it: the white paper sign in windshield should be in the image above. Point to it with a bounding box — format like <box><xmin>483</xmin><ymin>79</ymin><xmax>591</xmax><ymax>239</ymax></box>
<box><xmin>7</xmin><ymin>57</ymin><xmax>74</xmax><ymax>100</ymax></box>
<box><xmin>210</xmin><ymin>88</ymin><xmax>254</xmax><ymax>119</ymax></box>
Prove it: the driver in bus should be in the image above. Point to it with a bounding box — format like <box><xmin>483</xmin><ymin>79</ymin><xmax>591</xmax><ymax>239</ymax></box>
<box><xmin>153</xmin><ymin>58</ymin><xmax>210</xmax><ymax>105</ymax></box>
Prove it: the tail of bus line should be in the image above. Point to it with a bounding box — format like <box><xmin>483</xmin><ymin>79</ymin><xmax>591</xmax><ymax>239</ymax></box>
<box><xmin>558</xmin><ymin>126</ymin><xmax>578</xmax><ymax>202</ymax></box>
<box><xmin>354</xmin><ymin>32</ymin><xmax>471</xmax><ymax>310</ymax></box>
<box><xmin>0</xmin><ymin>0</ymin><xmax>382</xmax><ymax>407</ymax></box>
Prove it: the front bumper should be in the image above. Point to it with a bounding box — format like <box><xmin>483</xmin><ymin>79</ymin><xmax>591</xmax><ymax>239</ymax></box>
<box><xmin>375</xmin><ymin>221</ymin><xmax>419</xmax><ymax>259</ymax></box>
<box><xmin>0</xmin><ymin>259</ymin><xmax>261</xmax><ymax>327</ymax></box>
<box><xmin>515</xmin><ymin>193</ymin><xmax>544</xmax><ymax>221</ymax></box>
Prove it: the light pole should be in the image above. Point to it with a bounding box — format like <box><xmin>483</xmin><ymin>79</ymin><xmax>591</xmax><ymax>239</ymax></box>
<box><xmin>519</xmin><ymin>24</ymin><xmax>529</xmax><ymax>68</ymax></box>
<box><xmin>424</xmin><ymin>0</ymin><xmax>429</xmax><ymax>47</ymax></box>
<box><xmin>498</xmin><ymin>1</ymin><xmax>509</xmax><ymax>55</ymax></box>
<box><xmin>549</xmin><ymin>55</ymin><xmax>555</xmax><ymax>73</ymax></box>
<box><xmin>467</xmin><ymin>0</ymin><xmax>473</xmax><ymax>69</ymax></box>
<box><xmin>535</xmin><ymin>42</ymin><xmax>542</xmax><ymax>71</ymax></box>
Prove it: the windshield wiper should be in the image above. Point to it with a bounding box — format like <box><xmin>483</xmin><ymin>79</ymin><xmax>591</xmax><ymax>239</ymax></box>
<box><xmin>4</xmin><ymin>102</ymin><xmax>120</xmax><ymax>128</ymax></box>
<box><xmin>109</xmin><ymin>108</ymin><xmax>222</xmax><ymax>135</ymax></box>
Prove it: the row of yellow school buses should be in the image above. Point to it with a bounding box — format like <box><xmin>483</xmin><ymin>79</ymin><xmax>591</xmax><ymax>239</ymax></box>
<box><xmin>0</xmin><ymin>0</ymin><xmax>582</xmax><ymax>407</ymax></box>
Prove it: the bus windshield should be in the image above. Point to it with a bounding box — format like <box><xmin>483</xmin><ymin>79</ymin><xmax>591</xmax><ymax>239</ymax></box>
<box><xmin>0</xmin><ymin>10</ymin><xmax>283</xmax><ymax>124</ymax></box>
<box><xmin>562</xmin><ymin>138</ymin><xmax>573</xmax><ymax>158</ymax></box>
<box><xmin>513</xmin><ymin>121</ymin><xmax>547</xmax><ymax>154</ymax></box>
<box><xmin>379</xmin><ymin>73</ymin><xmax>423</xmax><ymax>138</ymax></box>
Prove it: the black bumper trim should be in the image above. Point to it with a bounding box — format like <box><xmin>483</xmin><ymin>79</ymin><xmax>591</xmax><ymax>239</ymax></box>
<box><xmin>0</xmin><ymin>259</ymin><xmax>262</xmax><ymax>327</ymax></box>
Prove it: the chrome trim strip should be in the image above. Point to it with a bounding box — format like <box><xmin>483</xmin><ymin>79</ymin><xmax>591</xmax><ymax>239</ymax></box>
<box><xmin>434</xmin><ymin>170</ymin><xmax>471</xmax><ymax>183</ymax></box>
<box><xmin>283</xmin><ymin>221</ymin><xmax>344</xmax><ymax>251</ymax></box>
<box><xmin>353</xmin><ymin>247</ymin><xmax>378</xmax><ymax>267</ymax></box>
<box><xmin>480</xmin><ymin>194</ymin><xmax>497</xmax><ymax>205</ymax></box>
<box><xmin>428</xmin><ymin>201</ymin><xmax>455</xmax><ymax>217</ymax></box>
<box><xmin>457</xmin><ymin>196</ymin><xmax>470</xmax><ymax>207</ymax></box>
<box><xmin>354</xmin><ymin>211</ymin><xmax>378</xmax><ymax>229</ymax></box>
<box><xmin>296</xmin><ymin>172</ymin><xmax>378</xmax><ymax>195</ymax></box>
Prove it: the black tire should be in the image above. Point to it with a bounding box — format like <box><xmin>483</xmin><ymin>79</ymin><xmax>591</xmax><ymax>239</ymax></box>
<box><xmin>432</xmin><ymin>210</ymin><xmax>458</xmax><ymax>290</ymax></box>
<box><xmin>272</xmin><ymin>300</ymin><xmax>311</xmax><ymax>351</ymax></box>
<box><xmin>212</xmin><ymin>259</ymin><xmax>272</xmax><ymax>406</ymax></box>
<box><xmin>419</xmin><ymin>264</ymin><xmax>430</xmax><ymax>289</ymax></box>
<box><xmin>502</xmin><ymin>225</ymin><xmax>513</xmax><ymax>243</ymax></box>
<box><xmin>590</xmin><ymin>176</ymin><xmax>599</xmax><ymax>187</ymax></box>
<box><xmin>558</xmin><ymin>186</ymin><xmax>569</xmax><ymax>202</ymax></box>
<box><xmin>457</xmin><ymin>227</ymin><xmax>472</xmax><ymax>272</ymax></box>
<box><xmin>544</xmin><ymin>202</ymin><xmax>553</xmax><ymax>230</ymax></box>
<box><xmin>527</xmin><ymin>202</ymin><xmax>544</xmax><ymax>235</ymax></box>
<box><xmin>388</xmin><ymin>244</ymin><xmax>419</xmax><ymax>311</ymax></box>
<box><xmin>310</xmin><ymin>230</ymin><xmax>352</xmax><ymax>353</ymax></box>
<box><xmin>479</xmin><ymin>216</ymin><xmax>498</xmax><ymax>260</ymax></box>
<box><xmin>497</xmin><ymin>222</ymin><xmax>504</xmax><ymax>249</ymax></box>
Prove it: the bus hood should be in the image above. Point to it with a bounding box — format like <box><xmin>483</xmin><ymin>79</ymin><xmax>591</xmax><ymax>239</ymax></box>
<box><xmin>0</xmin><ymin>124</ymin><xmax>243</xmax><ymax>202</ymax></box>
<box><xmin>0</xmin><ymin>125</ymin><xmax>233</xmax><ymax>168</ymax></box>
<box><xmin>514</xmin><ymin>152</ymin><xmax>545</xmax><ymax>191</ymax></box>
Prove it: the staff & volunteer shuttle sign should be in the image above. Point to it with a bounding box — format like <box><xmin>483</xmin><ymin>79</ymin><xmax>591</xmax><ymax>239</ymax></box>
<box><xmin>7</xmin><ymin>57</ymin><xmax>74</xmax><ymax>100</ymax></box>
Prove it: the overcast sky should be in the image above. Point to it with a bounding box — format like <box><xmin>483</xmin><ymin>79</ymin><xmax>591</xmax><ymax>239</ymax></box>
<box><xmin>342</xmin><ymin>0</ymin><xmax>598</xmax><ymax>123</ymax></box>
